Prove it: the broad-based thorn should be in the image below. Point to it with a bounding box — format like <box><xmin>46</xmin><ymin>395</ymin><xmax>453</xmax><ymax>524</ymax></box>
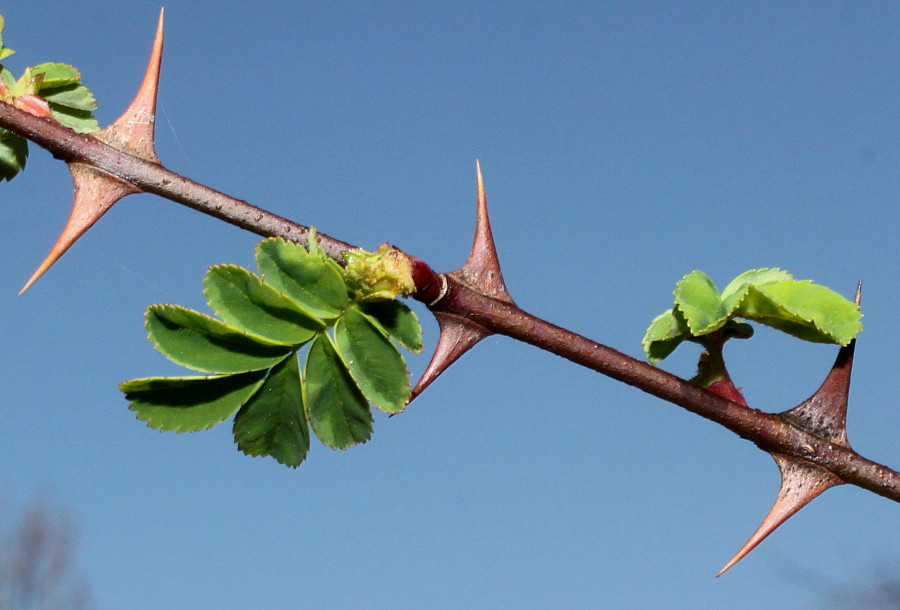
<box><xmin>20</xmin><ymin>9</ymin><xmax>165</xmax><ymax>293</ymax></box>
<box><xmin>717</xmin><ymin>281</ymin><xmax>861</xmax><ymax>576</ymax></box>
<box><xmin>408</xmin><ymin>312</ymin><xmax>492</xmax><ymax>401</ymax></box>
<box><xmin>454</xmin><ymin>160</ymin><xmax>515</xmax><ymax>304</ymax></box>
<box><xmin>408</xmin><ymin>161</ymin><xmax>515</xmax><ymax>402</ymax></box>
<box><xmin>715</xmin><ymin>455</ymin><xmax>843</xmax><ymax>577</ymax></box>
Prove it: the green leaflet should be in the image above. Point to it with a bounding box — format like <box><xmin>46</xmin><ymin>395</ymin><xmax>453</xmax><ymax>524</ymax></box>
<box><xmin>643</xmin><ymin>268</ymin><xmax>862</xmax><ymax>365</ymax></box>
<box><xmin>358</xmin><ymin>299</ymin><xmax>424</xmax><ymax>353</ymax></box>
<box><xmin>30</xmin><ymin>63</ymin><xmax>99</xmax><ymax>133</ymax></box>
<box><xmin>674</xmin><ymin>271</ymin><xmax>727</xmax><ymax>336</ymax></box>
<box><xmin>233</xmin><ymin>354</ymin><xmax>310</xmax><ymax>467</ymax></box>
<box><xmin>27</xmin><ymin>62</ymin><xmax>80</xmax><ymax>88</ymax></box>
<box><xmin>642</xmin><ymin>308</ymin><xmax>690</xmax><ymax>365</ymax></box>
<box><xmin>256</xmin><ymin>237</ymin><xmax>349</xmax><ymax>319</ymax></box>
<box><xmin>124</xmin><ymin>371</ymin><xmax>268</xmax><ymax>433</ymax></box>
<box><xmin>305</xmin><ymin>333</ymin><xmax>373</xmax><ymax>449</ymax></box>
<box><xmin>335</xmin><ymin>306</ymin><xmax>410</xmax><ymax>413</ymax></box>
<box><xmin>734</xmin><ymin>281</ymin><xmax>862</xmax><ymax>345</ymax></box>
<box><xmin>720</xmin><ymin>268</ymin><xmax>793</xmax><ymax>314</ymax></box>
<box><xmin>146</xmin><ymin>304</ymin><xmax>293</xmax><ymax>373</ymax></box>
<box><xmin>204</xmin><ymin>264</ymin><xmax>324</xmax><ymax>345</ymax></box>
<box><xmin>0</xmin><ymin>15</ymin><xmax>14</xmax><ymax>61</ymax></box>
<box><xmin>0</xmin><ymin>127</ymin><xmax>27</xmax><ymax>181</ymax></box>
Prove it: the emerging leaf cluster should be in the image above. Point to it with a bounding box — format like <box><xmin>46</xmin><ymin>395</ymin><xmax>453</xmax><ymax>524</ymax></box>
<box><xmin>643</xmin><ymin>269</ymin><xmax>862</xmax><ymax>365</ymax></box>
<box><xmin>121</xmin><ymin>235</ymin><xmax>423</xmax><ymax>468</ymax></box>
<box><xmin>0</xmin><ymin>14</ymin><xmax>99</xmax><ymax>181</ymax></box>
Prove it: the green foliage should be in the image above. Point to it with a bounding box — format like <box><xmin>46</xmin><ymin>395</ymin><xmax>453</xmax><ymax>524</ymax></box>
<box><xmin>0</xmin><ymin>126</ymin><xmax>27</xmax><ymax>181</ymax></box>
<box><xmin>0</xmin><ymin>14</ymin><xmax>98</xmax><ymax>181</ymax></box>
<box><xmin>0</xmin><ymin>16</ymin><xmax>14</xmax><ymax>61</ymax></box>
<box><xmin>122</xmin><ymin>236</ymin><xmax>423</xmax><ymax>468</ymax></box>
<box><xmin>19</xmin><ymin>63</ymin><xmax>99</xmax><ymax>132</ymax></box>
<box><xmin>643</xmin><ymin>268</ymin><xmax>862</xmax><ymax>365</ymax></box>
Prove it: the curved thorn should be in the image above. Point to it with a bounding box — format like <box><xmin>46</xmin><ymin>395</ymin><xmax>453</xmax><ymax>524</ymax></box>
<box><xmin>408</xmin><ymin>312</ymin><xmax>492</xmax><ymax>403</ymax></box>
<box><xmin>454</xmin><ymin>160</ymin><xmax>514</xmax><ymax>303</ymax></box>
<box><xmin>716</xmin><ymin>454</ymin><xmax>843</xmax><ymax>577</ymax></box>
<box><xmin>20</xmin><ymin>10</ymin><xmax>165</xmax><ymax>293</ymax></box>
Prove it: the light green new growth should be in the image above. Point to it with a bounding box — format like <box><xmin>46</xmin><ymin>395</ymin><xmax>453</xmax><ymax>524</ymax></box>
<box><xmin>643</xmin><ymin>268</ymin><xmax>862</xmax><ymax>365</ymax></box>
<box><xmin>0</xmin><ymin>14</ymin><xmax>99</xmax><ymax>181</ymax></box>
<box><xmin>122</xmin><ymin>235</ymin><xmax>423</xmax><ymax>468</ymax></box>
<box><xmin>344</xmin><ymin>243</ymin><xmax>417</xmax><ymax>300</ymax></box>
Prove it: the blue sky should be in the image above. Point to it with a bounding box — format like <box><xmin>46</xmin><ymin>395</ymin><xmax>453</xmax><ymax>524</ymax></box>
<box><xmin>1</xmin><ymin>2</ymin><xmax>897</xmax><ymax>608</ymax></box>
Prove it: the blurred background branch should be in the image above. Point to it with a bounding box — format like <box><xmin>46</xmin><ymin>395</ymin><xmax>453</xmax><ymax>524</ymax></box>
<box><xmin>0</xmin><ymin>497</ymin><xmax>94</xmax><ymax>610</ymax></box>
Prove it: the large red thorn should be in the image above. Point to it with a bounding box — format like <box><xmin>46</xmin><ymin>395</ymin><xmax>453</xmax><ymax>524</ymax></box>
<box><xmin>20</xmin><ymin>9</ymin><xmax>165</xmax><ymax>293</ymax></box>
<box><xmin>716</xmin><ymin>281</ymin><xmax>861</xmax><ymax>576</ymax></box>
<box><xmin>408</xmin><ymin>161</ymin><xmax>515</xmax><ymax>402</ymax></box>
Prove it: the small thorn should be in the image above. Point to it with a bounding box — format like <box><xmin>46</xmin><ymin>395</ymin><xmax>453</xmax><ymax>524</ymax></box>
<box><xmin>854</xmin><ymin>280</ymin><xmax>862</xmax><ymax>307</ymax></box>
<box><xmin>408</xmin><ymin>312</ymin><xmax>492</xmax><ymax>402</ymax></box>
<box><xmin>21</xmin><ymin>11</ymin><xmax>165</xmax><ymax>292</ymax></box>
<box><xmin>716</xmin><ymin>454</ymin><xmax>843</xmax><ymax>576</ymax></box>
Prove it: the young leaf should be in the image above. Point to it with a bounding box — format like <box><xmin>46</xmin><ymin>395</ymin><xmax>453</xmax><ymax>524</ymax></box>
<box><xmin>305</xmin><ymin>333</ymin><xmax>372</xmax><ymax>449</ymax></box>
<box><xmin>642</xmin><ymin>308</ymin><xmax>690</xmax><ymax>365</ymax></box>
<box><xmin>233</xmin><ymin>353</ymin><xmax>310</xmax><ymax>467</ymax></box>
<box><xmin>335</xmin><ymin>306</ymin><xmax>410</xmax><ymax>413</ymax></box>
<box><xmin>721</xmin><ymin>268</ymin><xmax>793</xmax><ymax>314</ymax></box>
<box><xmin>0</xmin><ymin>15</ymin><xmax>14</xmax><ymax>61</ymax></box>
<box><xmin>735</xmin><ymin>281</ymin><xmax>862</xmax><ymax>345</ymax></box>
<box><xmin>204</xmin><ymin>264</ymin><xmax>323</xmax><ymax>345</ymax></box>
<box><xmin>40</xmin><ymin>92</ymin><xmax>98</xmax><ymax>133</ymax></box>
<box><xmin>358</xmin><ymin>299</ymin><xmax>424</xmax><ymax>353</ymax></box>
<box><xmin>0</xmin><ymin>127</ymin><xmax>27</xmax><ymax>181</ymax></box>
<box><xmin>29</xmin><ymin>62</ymin><xmax>80</xmax><ymax>87</ymax></box>
<box><xmin>146</xmin><ymin>304</ymin><xmax>293</xmax><ymax>373</ymax></box>
<box><xmin>256</xmin><ymin>238</ymin><xmax>349</xmax><ymax>319</ymax></box>
<box><xmin>122</xmin><ymin>371</ymin><xmax>268</xmax><ymax>433</ymax></box>
<box><xmin>674</xmin><ymin>270</ymin><xmax>727</xmax><ymax>336</ymax></box>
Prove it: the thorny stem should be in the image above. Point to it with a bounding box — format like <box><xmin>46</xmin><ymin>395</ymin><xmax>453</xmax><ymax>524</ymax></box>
<box><xmin>436</xmin><ymin>277</ymin><xmax>900</xmax><ymax>503</ymax></box>
<box><xmin>0</xmin><ymin>103</ymin><xmax>356</xmax><ymax>261</ymax></box>
<box><xmin>2</xmin><ymin>100</ymin><xmax>898</xmax><ymax>502</ymax></box>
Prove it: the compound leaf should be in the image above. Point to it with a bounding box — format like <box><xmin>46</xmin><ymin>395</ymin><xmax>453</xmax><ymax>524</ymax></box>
<box><xmin>305</xmin><ymin>333</ymin><xmax>372</xmax><ymax>449</ymax></box>
<box><xmin>123</xmin><ymin>371</ymin><xmax>267</xmax><ymax>433</ymax></box>
<box><xmin>233</xmin><ymin>353</ymin><xmax>309</xmax><ymax>467</ymax></box>
<box><xmin>335</xmin><ymin>306</ymin><xmax>410</xmax><ymax>413</ymax></box>
<box><xmin>146</xmin><ymin>304</ymin><xmax>292</xmax><ymax>373</ymax></box>
<box><xmin>204</xmin><ymin>264</ymin><xmax>323</xmax><ymax>345</ymax></box>
<box><xmin>256</xmin><ymin>238</ymin><xmax>349</xmax><ymax>319</ymax></box>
